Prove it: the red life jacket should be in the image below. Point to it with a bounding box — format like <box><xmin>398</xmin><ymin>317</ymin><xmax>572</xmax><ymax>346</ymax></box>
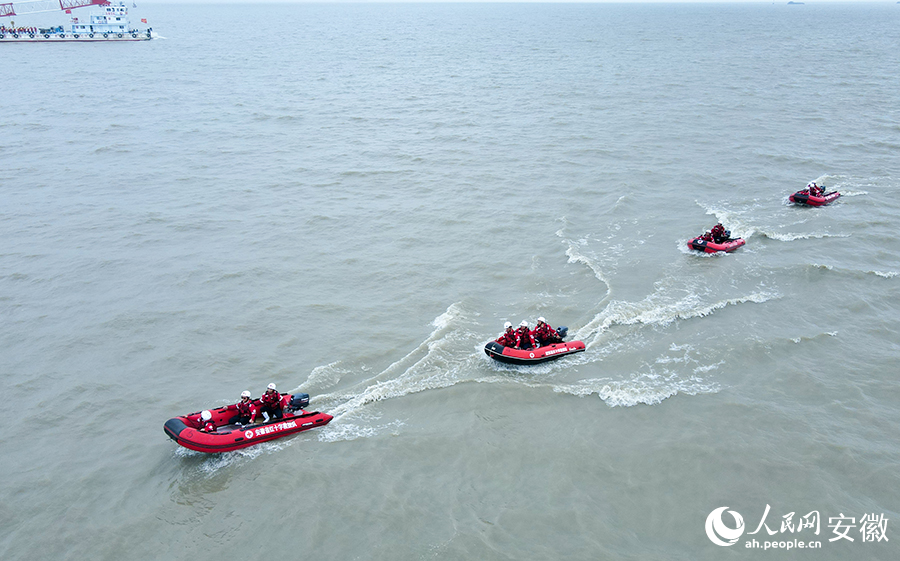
<box><xmin>236</xmin><ymin>399</ymin><xmax>257</xmax><ymax>418</ymax></box>
<box><xmin>260</xmin><ymin>390</ymin><xmax>282</xmax><ymax>408</ymax></box>
<box><xmin>516</xmin><ymin>327</ymin><xmax>537</xmax><ymax>349</ymax></box>
<box><xmin>496</xmin><ymin>330</ymin><xmax>520</xmax><ymax>348</ymax></box>
<box><xmin>534</xmin><ymin>323</ymin><xmax>560</xmax><ymax>344</ymax></box>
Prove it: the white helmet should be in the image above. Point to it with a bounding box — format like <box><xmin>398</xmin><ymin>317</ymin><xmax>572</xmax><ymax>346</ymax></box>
<box><xmin>267</xmin><ymin>383</ymin><xmax>276</xmax><ymax>390</ymax></box>
<box><xmin>241</xmin><ymin>390</ymin><xmax>251</xmax><ymax>398</ymax></box>
<box><xmin>201</xmin><ymin>410</ymin><xmax>212</xmax><ymax>421</ymax></box>
<box><xmin>520</xmin><ymin>320</ymin><xmax>529</xmax><ymax>328</ymax></box>
<box><xmin>503</xmin><ymin>321</ymin><xmax>512</xmax><ymax>329</ymax></box>
<box><xmin>537</xmin><ymin>317</ymin><xmax>546</xmax><ymax>323</ymax></box>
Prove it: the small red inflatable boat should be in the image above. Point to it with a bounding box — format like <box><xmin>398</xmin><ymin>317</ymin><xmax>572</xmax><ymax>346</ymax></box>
<box><xmin>789</xmin><ymin>190</ymin><xmax>841</xmax><ymax>206</ymax></box>
<box><xmin>484</xmin><ymin>340</ymin><xmax>586</xmax><ymax>365</ymax></box>
<box><xmin>687</xmin><ymin>236</ymin><xmax>746</xmax><ymax>253</ymax></box>
<box><xmin>164</xmin><ymin>393</ymin><xmax>332</xmax><ymax>453</ymax></box>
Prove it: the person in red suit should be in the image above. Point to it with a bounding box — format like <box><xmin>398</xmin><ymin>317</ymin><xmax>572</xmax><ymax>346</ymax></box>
<box><xmin>533</xmin><ymin>317</ymin><xmax>563</xmax><ymax>346</ymax></box>
<box><xmin>235</xmin><ymin>390</ymin><xmax>258</xmax><ymax>424</ymax></box>
<box><xmin>259</xmin><ymin>383</ymin><xmax>285</xmax><ymax>421</ymax></box>
<box><xmin>496</xmin><ymin>322</ymin><xmax>520</xmax><ymax>348</ymax></box>
<box><xmin>516</xmin><ymin>320</ymin><xmax>537</xmax><ymax>350</ymax></box>
<box><xmin>198</xmin><ymin>410</ymin><xmax>216</xmax><ymax>432</ymax></box>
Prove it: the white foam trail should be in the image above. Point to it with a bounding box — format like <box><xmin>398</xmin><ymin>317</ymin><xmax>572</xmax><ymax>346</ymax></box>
<box><xmin>811</xmin><ymin>264</ymin><xmax>898</xmax><ymax>279</ymax></box>
<box><xmin>555</xmin><ymin>215</ymin><xmax>571</xmax><ymax>238</ymax></box>
<box><xmin>314</xmin><ymin>303</ymin><xmax>483</xmax><ymax>423</ymax></box>
<box><xmin>694</xmin><ymin>361</ymin><xmax>725</xmax><ymax>374</ymax></box>
<box><xmin>576</xmin><ymin>291</ymin><xmax>778</xmax><ymax>347</ymax></box>
<box><xmin>296</xmin><ymin>360</ymin><xmax>344</xmax><ymax>392</ymax></box>
<box><xmin>809</xmin><ymin>174</ymin><xmax>869</xmax><ymax>197</ymax></box>
<box><xmin>761</xmin><ymin>231</ymin><xmax>850</xmax><ymax>242</ymax></box>
<box><xmin>432</xmin><ymin>302</ymin><xmax>463</xmax><ymax>330</ymax></box>
<box><xmin>563</xmin><ymin>240</ymin><xmax>612</xmax><ymax>298</ymax></box>
<box><xmin>332</xmin><ymin>302</ymin><xmax>466</xmax><ymax>393</ymax></box>
<box><xmin>303</xmin><ymin>285</ymin><xmax>751</xmax><ymax>435</ymax></box>
<box><xmin>514</xmin><ymin>373</ymin><xmax>720</xmax><ymax>408</ymax></box>
<box><xmin>318</xmin><ymin>419</ymin><xmax>405</xmax><ymax>443</ymax></box>
<box><xmin>173</xmin><ymin>434</ymin><xmax>295</xmax><ymax>474</ymax></box>
<box><xmin>324</xmin><ymin>350</ymin><xmax>472</xmax><ymax>421</ymax></box>
<box><xmin>555</xmin><ymin>219</ymin><xmax>614</xmax><ymax>297</ymax></box>
<box><xmin>696</xmin><ymin>201</ymin><xmax>756</xmax><ymax>241</ymax></box>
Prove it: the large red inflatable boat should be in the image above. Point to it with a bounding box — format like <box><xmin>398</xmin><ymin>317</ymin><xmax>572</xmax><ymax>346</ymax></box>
<box><xmin>687</xmin><ymin>236</ymin><xmax>745</xmax><ymax>253</ymax></box>
<box><xmin>789</xmin><ymin>190</ymin><xmax>841</xmax><ymax>206</ymax></box>
<box><xmin>164</xmin><ymin>393</ymin><xmax>332</xmax><ymax>453</ymax></box>
<box><xmin>484</xmin><ymin>340</ymin><xmax>586</xmax><ymax>365</ymax></box>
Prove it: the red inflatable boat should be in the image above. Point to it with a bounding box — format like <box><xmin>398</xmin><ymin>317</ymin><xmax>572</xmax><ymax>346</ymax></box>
<box><xmin>687</xmin><ymin>236</ymin><xmax>746</xmax><ymax>253</ymax></box>
<box><xmin>484</xmin><ymin>340</ymin><xmax>586</xmax><ymax>365</ymax></box>
<box><xmin>164</xmin><ymin>393</ymin><xmax>332</xmax><ymax>453</ymax></box>
<box><xmin>789</xmin><ymin>190</ymin><xmax>841</xmax><ymax>206</ymax></box>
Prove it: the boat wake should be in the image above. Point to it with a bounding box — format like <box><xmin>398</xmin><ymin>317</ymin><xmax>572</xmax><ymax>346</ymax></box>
<box><xmin>804</xmin><ymin>262</ymin><xmax>900</xmax><ymax>280</ymax></box>
<box><xmin>172</xmin><ymin>432</ymin><xmax>299</xmax><ymax>471</ymax></box>
<box><xmin>556</xmin><ymin>221</ymin><xmax>613</xmax><ymax>300</ymax></box>
<box><xmin>759</xmin><ymin>230</ymin><xmax>850</xmax><ymax>242</ymax></box>
<box><xmin>574</xmin><ymin>289</ymin><xmax>778</xmax><ymax>348</ymax></box>
<box><xmin>308</xmin><ymin>288</ymin><xmax>768</xmax><ymax>436</ymax></box>
<box><xmin>280</xmin><ymin>227</ymin><xmax>786</xmax><ymax>441</ymax></box>
<box><xmin>695</xmin><ymin>201</ymin><xmax>757</xmax><ymax>241</ymax></box>
<box><xmin>563</xmin><ymin>240</ymin><xmax>613</xmax><ymax>299</ymax></box>
<box><xmin>550</xmin><ymin>372</ymin><xmax>718</xmax><ymax>407</ymax></box>
<box><xmin>310</xmin><ymin>302</ymin><xmax>486</xmax><ymax>441</ymax></box>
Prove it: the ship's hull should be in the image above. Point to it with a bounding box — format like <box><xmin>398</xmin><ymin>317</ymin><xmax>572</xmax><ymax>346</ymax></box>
<box><xmin>0</xmin><ymin>31</ymin><xmax>154</xmax><ymax>42</ymax></box>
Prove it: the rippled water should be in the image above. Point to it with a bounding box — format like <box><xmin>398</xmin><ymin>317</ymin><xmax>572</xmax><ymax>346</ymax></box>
<box><xmin>2</xmin><ymin>3</ymin><xmax>899</xmax><ymax>560</ymax></box>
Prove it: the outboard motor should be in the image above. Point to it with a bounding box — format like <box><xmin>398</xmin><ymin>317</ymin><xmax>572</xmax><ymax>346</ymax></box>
<box><xmin>557</xmin><ymin>326</ymin><xmax>569</xmax><ymax>340</ymax></box>
<box><xmin>288</xmin><ymin>393</ymin><xmax>310</xmax><ymax>411</ymax></box>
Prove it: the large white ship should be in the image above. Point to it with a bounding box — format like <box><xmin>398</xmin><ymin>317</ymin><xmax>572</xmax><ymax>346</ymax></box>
<box><xmin>0</xmin><ymin>1</ymin><xmax>156</xmax><ymax>42</ymax></box>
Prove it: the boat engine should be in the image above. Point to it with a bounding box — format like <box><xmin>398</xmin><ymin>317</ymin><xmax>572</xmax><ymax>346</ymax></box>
<box><xmin>557</xmin><ymin>326</ymin><xmax>568</xmax><ymax>339</ymax></box>
<box><xmin>288</xmin><ymin>393</ymin><xmax>310</xmax><ymax>411</ymax></box>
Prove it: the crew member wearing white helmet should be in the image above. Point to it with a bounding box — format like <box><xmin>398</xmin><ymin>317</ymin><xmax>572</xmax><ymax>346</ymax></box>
<box><xmin>495</xmin><ymin>321</ymin><xmax>520</xmax><ymax>348</ymax></box>
<box><xmin>807</xmin><ymin>182</ymin><xmax>822</xmax><ymax>197</ymax></box>
<box><xmin>259</xmin><ymin>383</ymin><xmax>286</xmax><ymax>421</ymax></box>
<box><xmin>533</xmin><ymin>317</ymin><xmax>563</xmax><ymax>346</ymax></box>
<box><xmin>198</xmin><ymin>410</ymin><xmax>216</xmax><ymax>433</ymax></box>
<box><xmin>235</xmin><ymin>390</ymin><xmax>258</xmax><ymax>425</ymax></box>
<box><xmin>515</xmin><ymin>320</ymin><xmax>537</xmax><ymax>350</ymax></box>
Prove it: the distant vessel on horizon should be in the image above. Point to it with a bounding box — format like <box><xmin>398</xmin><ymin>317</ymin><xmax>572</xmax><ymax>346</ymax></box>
<box><xmin>0</xmin><ymin>1</ymin><xmax>155</xmax><ymax>42</ymax></box>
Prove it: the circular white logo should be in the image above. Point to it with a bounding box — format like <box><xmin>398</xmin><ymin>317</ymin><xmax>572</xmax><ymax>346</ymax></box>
<box><xmin>244</xmin><ymin>430</ymin><xmax>254</xmax><ymax>439</ymax></box>
<box><xmin>705</xmin><ymin>506</ymin><xmax>745</xmax><ymax>546</ymax></box>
